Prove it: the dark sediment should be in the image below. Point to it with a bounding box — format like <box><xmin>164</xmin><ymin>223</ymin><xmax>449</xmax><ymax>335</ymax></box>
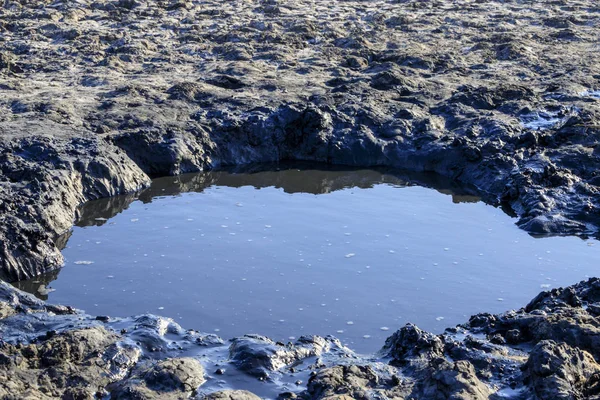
<box><xmin>2</xmin><ymin>0</ymin><xmax>600</xmax><ymax>398</ymax></box>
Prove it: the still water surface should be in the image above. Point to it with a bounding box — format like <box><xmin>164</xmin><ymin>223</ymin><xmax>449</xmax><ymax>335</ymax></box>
<box><xmin>15</xmin><ymin>165</ymin><xmax>600</xmax><ymax>353</ymax></box>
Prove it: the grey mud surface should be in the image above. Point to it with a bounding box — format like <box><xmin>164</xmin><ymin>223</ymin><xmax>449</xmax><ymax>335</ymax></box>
<box><xmin>2</xmin><ymin>0</ymin><xmax>600</xmax><ymax>398</ymax></box>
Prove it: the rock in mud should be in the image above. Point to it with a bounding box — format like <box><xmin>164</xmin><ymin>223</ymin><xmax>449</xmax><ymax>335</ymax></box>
<box><xmin>111</xmin><ymin>358</ymin><xmax>205</xmax><ymax>399</ymax></box>
<box><xmin>381</xmin><ymin>323</ymin><xmax>444</xmax><ymax>365</ymax></box>
<box><xmin>2</xmin><ymin>279</ymin><xmax>600</xmax><ymax>399</ymax></box>
<box><xmin>412</xmin><ymin>359</ymin><xmax>491</xmax><ymax>400</ymax></box>
<box><xmin>305</xmin><ymin>365</ymin><xmax>380</xmax><ymax>399</ymax></box>
<box><xmin>524</xmin><ymin>340</ymin><xmax>600</xmax><ymax>400</ymax></box>
<box><xmin>200</xmin><ymin>390</ymin><xmax>261</xmax><ymax>400</ymax></box>
<box><xmin>0</xmin><ymin>327</ymin><xmax>140</xmax><ymax>399</ymax></box>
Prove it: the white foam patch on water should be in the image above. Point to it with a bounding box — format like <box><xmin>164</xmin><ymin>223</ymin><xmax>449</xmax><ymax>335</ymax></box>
<box><xmin>73</xmin><ymin>260</ymin><xmax>94</xmax><ymax>265</ymax></box>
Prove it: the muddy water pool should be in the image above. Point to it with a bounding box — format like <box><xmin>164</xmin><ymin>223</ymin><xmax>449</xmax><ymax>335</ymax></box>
<box><xmin>14</xmin><ymin>165</ymin><xmax>600</xmax><ymax>353</ymax></box>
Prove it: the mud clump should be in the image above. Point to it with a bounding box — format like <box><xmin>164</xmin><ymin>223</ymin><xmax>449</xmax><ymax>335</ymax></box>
<box><xmin>229</xmin><ymin>334</ymin><xmax>342</xmax><ymax>379</ymax></box>
<box><xmin>201</xmin><ymin>390</ymin><xmax>262</xmax><ymax>400</ymax></box>
<box><xmin>306</xmin><ymin>365</ymin><xmax>380</xmax><ymax>399</ymax></box>
<box><xmin>110</xmin><ymin>358</ymin><xmax>206</xmax><ymax>399</ymax></box>
<box><xmin>523</xmin><ymin>340</ymin><xmax>600</xmax><ymax>400</ymax></box>
<box><xmin>0</xmin><ymin>326</ymin><xmax>140</xmax><ymax>399</ymax></box>
<box><xmin>301</xmin><ymin>278</ymin><xmax>600</xmax><ymax>400</ymax></box>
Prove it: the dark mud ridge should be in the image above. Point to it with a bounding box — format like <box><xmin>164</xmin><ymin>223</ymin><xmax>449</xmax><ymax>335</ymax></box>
<box><xmin>1</xmin><ymin>0</ymin><xmax>600</xmax><ymax>397</ymax></box>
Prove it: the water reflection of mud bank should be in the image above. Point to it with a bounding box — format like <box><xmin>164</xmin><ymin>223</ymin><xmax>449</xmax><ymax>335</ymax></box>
<box><xmin>73</xmin><ymin>162</ymin><xmax>482</xmax><ymax>229</ymax></box>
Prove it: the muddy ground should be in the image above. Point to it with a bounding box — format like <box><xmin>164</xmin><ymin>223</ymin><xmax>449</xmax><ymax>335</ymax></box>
<box><xmin>1</xmin><ymin>0</ymin><xmax>600</xmax><ymax>398</ymax></box>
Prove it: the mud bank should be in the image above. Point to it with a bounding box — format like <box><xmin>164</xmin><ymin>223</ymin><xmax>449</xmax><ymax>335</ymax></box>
<box><xmin>4</xmin><ymin>277</ymin><xmax>600</xmax><ymax>399</ymax></box>
<box><xmin>2</xmin><ymin>0</ymin><xmax>600</xmax><ymax>280</ymax></box>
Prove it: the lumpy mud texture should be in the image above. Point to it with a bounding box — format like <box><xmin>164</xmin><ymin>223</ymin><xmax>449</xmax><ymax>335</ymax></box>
<box><xmin>1</xmin><ymin>0</ymin><xmax>600</xmax><ymax>280</ymax></box>
<box><xmin>5</xmin><ymin>276</ymin><xmax>600</xmax><ymax>399</ymax></box>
